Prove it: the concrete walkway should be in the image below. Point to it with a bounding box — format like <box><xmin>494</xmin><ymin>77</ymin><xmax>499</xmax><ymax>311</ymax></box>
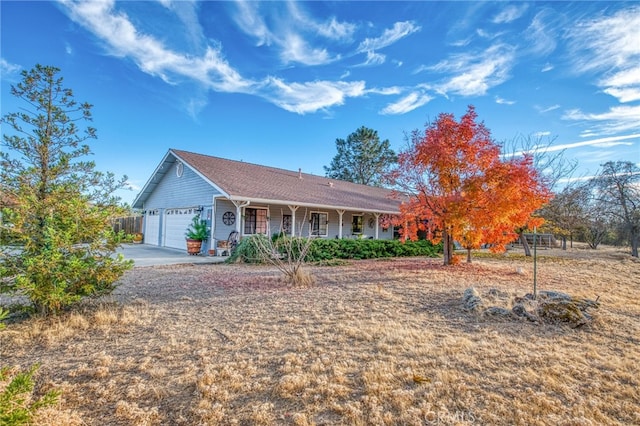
<box><xmin>116</xmin><ymin>244</ymin><xmax>228</xmax><ymax>267</ymax></box>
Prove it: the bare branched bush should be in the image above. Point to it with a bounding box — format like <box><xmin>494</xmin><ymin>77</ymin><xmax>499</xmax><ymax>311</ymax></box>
<box><xmin>250</xmin><ymin>210</ymin><xmax>315</xmax><ymax>286</ymax></box>
<box><xmin>251</xmin><ymin>234</ymin><xmax>315</xmax><ymax>286</ymax></box>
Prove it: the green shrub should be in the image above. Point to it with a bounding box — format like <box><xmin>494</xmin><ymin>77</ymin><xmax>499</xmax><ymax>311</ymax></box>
<box><xmin>306</xmin><ymin>238</ymin><xmax>441</xmax><ymax>261</ymax></box>
<box><xmin>227</xmin><ymin>234</ymin><xmax>271</xmax><ymax>263</ymax></box>
<box><xmin>0</xmin><ymin>308</ymin><xmax>7</xmax><ymax>330</ymax></box>
<box><xmin>229</xmin><ymin>236</ymin><xmax>441</xmax><ymax>264</ymax></box>
<box><xmin>0</xmin><ymin>364</ymin><xmax>60</xmax><ymax>426</ymax></box>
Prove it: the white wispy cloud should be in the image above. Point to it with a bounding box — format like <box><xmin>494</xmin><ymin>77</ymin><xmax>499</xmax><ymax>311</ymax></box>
<box><xmin>316</xmin><ymin>17</ymin><xmax>356</xmax><ymax>40</ymax></box>
<box><xmin>357</xmin><ymin>51</ymin><xmax>386</xmax><ymax>67</ymax></box>
<box><xmin>357</xmin><ymin>21</ymin><xmax>421</xmax><ymax>53</ymax></box>
<box><xmin>159</xmin><ymin>0</ymin><xmax>204</xmax><ymax>50</ymax></box>
<box><xmin>412</xmin><ymin>64</ymin><xmax>429</xmax><ymax>75</ymax></box>
<box><xmin>495</xmin><ymin>96</ymin><xmax>515</xmax><ymax>105</ymax></box>
<box><xmin>510</xmin><ymin>133</ymin><xmax>639</xmax><ymax>157</ymax></box>
<box><xmin>261</xmin><ymin>77</ymin><xmax>365</xmax><ymax>114</ymax></box>
<box><xmin>58</xmin><ymin>0</ymin><xmax>365</xmax><ymax>115</ymax></box>
<box><xmin>563</xmin><ymin>105</ymin><xmax>640</xmax><ymax>134</ymax></box>
<box><xmin>366</xmin><ymin>86</ymin><xmax>402</xmax><ymax>96</ymax></box>
<box><xmin>232</xmin><ymin>1</ymin><xmax>273</xmax><ymax>46</ymax></box>
<box><xmin>232</xmin><ymin>1</ymin><xmax>345</xmax><ymax>66</ymax></box>
<box><xmin>60</xmin><ymin>0</ymin><xmax>247</xmax><ymax>89</ymax></box>
<box><xmin>380</xmin><ymin>91</ymin><xmax>432</xmax><ymax>115</ymax></box>
<box><xmin>601</xmin><ymin>65</ymin><xmax>640</xmax><ymax>103</ymax></box>
<box><xmin>492</xmin><ymin>4</ymin><xmax>528</xmax><ymax>24</ymax></box>
<box><xmin>352</xmin><ymin>20</ymin><xmax>419</xmax><ymax>70</ymax></box>
<box><xmin>567</xmin><ymin>6</ymin><xmax>640</xmax><ymax>107</ymax></box>
<box><xmin>1</xmin><ymin>58</ymin><xmax>21</xmax><ymax>79</ymax></box>
<box><xmin>541</xmin><ymin>63</ymin><xmax>554</xmax><ymax>72</ymax></box>
<box><xmin>124</xmin><ymin>180</ymin><xmax>142</xmax><ymax>192</ymax></box>
<box><xmin>601</xmin><ymin>65</ymin><xmax>640</xmax><ymax>88</ymax></box>
<box><xmin>286</xmin><ymin>2</ymin><xmax>356</xmax><ymax>41</ymax></box>
<box><xmin>556</xmin><ymin>174</ymin><xmax>596</xmax><ymax>184</ymax></box>
<box><xmin>450</xmin><ymin>37</ymin><xmax>472</xmax><ymax>47</ymax></box>
<box><xmin>537</xmin><ymin>104</ymin><xmax>560</xmax><ymax>113</ymax></box>
<box><xmin>604</xmin><ymin>87</ymin><xmax>640</xmax><ymax>103</ymax></box>
<box><xmin>280</xmin><ymin>32</ymin><xmax>334</xmax><ymax>66</ymax></box>
<box><xmin>476</xmin><ymin>29</ymin><xmax>491</xmax><ymax>39</ymax></box>
<box><xmin>567</xmin><ymin>6</ymin><xmax>640</xmax><ymax>73</ymax></box>
<box><xmin>428</xmin><ymin>44</ymin><xmax>515</xmax><ymax>96</ymax></box>
<box><xmin>524</xmin><ymin>9</ymin><xmax>557</xmax><ymax>57</ymax></box>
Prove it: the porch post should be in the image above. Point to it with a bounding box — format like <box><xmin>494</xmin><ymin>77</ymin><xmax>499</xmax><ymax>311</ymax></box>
<box><xmin>288</xmin><ymin>205</ymin><xmax>300</xmax><ymax>236</ymax></box>
<box><xmin>231</xmin><ymin>200</ymin><xmax>251</xmax><ymax>234</ymax></box>
<box><xmin>336</xmin><ymin>210</ymin><xmax>345</xmax><ymax>239</ymax></box>
<box><xmin>374</xmin><ymin>213</ymin><xmax>381</xmax><ymax>239</ymax></box>
<box><xmin>211</xmin><ymin>196</ymin><xmax>216</xmax><ymax>243</ymax></box>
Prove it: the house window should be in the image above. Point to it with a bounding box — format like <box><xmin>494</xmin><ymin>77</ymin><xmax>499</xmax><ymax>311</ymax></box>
<box><xmin>310</xmin><ymin>212</ymin><xmax>328</xmax><ymax>236</ymax></box>
<box><xmin>244</xmin><ymin>208</ymin><xmax>268</xmax><ymax>235</ymax></box>
<box><xmin>282</xmin><ymin>215</ymin><xmax>292</xmax><ymax>235</ymax></box>
<box><xmin>351</xmin><ymin>215</ymin><xmax>363</xmax><ymax>234</ymax></box>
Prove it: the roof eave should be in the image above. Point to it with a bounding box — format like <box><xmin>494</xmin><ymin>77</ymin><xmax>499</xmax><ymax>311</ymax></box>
<box><xmin>222</xmin><ymin>195</ymin><xmax>401</xmax><ymax>215</ymax></box>
<box><xmin>132</xmin><ymin>150</ymin><xmax>174</xmax><ymax>209</ymax></box>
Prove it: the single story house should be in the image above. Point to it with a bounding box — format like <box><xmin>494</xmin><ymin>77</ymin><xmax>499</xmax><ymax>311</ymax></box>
<box><xmin>132</xmin><ymin>149</ymin><xmax>402</xmax><ymax>254</ymax></box>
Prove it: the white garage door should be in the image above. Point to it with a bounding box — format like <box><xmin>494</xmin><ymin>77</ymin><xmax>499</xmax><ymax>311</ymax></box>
<box><xmin>164</xmin><ymin>207</ymin><xmax>201</xmax><ymax>250</ymax></box>
<box><xmin>144</xmin><ymin>210</ymin><xmax>160</xmax><ymax>246</ymax></box>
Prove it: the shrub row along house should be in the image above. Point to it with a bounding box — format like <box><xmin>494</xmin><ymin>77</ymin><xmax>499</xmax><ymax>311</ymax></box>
<box><xmin>132</xmin><ymin>149</ymin><xmax>402</xmax><ymax>254</ymax></box>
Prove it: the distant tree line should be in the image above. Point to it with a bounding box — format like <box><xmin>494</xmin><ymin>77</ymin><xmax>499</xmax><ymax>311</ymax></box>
<box><xmin>540</xmin><ymin>161</ymin><xmax>639</xmax><ymax>257</ymax></box>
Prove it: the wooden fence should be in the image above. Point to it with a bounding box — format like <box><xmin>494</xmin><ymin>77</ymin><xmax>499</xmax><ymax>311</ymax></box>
<box><xmin>511</xmin><ymin>233</ymin><xmax>557</xmax><ymax>249</ymax></box>
<box><xmin>112</xmin><ymin>216</ymin><xmax>143</xmax><ymax>235</ymax></box>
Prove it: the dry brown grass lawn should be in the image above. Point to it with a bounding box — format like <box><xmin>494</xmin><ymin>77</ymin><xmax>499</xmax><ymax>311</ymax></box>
<box><xmin>1</xmin><ymin>246</ymin><xmax>639</xmax><ymax>425</ymax></box>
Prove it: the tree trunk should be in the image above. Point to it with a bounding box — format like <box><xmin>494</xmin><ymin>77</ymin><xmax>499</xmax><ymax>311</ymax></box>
<box><xmin>631</xmin><ymin>231</ymin><xmax>639</xmax><ymax>258</ymax></box>
<box><xmin>466</xmin><ymin>247</ymin><xmax>472</xmax><ymax>263</ymax></box>
<box><xmin>561</xmin><ymin>236</ymin><xmax>567</xmax><ymax>250</ymax></box>
<box><xmin>442</xmin><ymin>229</ymin><xmax>449</xmax><ymax>265</ymax></box>
<box><xmin>519</xmin><ymin>231</ymin><xmax>531</xmax><ymax>257</ymax></box>
<box><xmin>442</xmin><ymin>228</ymin><xmax>454</xmax><ymax>265</ymax></box>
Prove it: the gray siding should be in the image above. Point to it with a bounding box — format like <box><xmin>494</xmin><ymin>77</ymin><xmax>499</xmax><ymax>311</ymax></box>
<box><xmin>143</xmin><ymin>163</ymin><xmax>219</xmax><ymax>210</ymax></box>
<box><xmin>213</xmin><ymin>199</ymin><xmax>238</xmax><ymax>244</ymax></box>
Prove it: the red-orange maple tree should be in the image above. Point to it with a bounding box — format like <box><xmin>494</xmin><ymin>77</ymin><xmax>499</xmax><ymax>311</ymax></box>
<box><xmin>391</xmin><ymin>106</ymin><xmax>551</xmax><ymax>265</ymax></box>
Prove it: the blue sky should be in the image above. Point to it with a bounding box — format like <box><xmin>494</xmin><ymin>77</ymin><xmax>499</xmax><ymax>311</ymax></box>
<box><xmin>2</xmin><ymin>1</ymin><xmax>639</xmax><ymax>205</ymax></box>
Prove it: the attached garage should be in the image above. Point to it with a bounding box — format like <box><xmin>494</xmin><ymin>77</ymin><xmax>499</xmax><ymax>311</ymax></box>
<box><xmin>163</xmin><ymin>207</ymin><xmax>201</xmax><ymax>250</ymax></box>
<box><xmin>144</xmin><ymin>210</ymin><xmax>160</xmax><ymax>246</ymax></box>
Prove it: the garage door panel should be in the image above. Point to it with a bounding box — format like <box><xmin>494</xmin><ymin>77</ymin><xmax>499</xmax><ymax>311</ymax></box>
<box><xmin>144</xmin><ymin>211</ymin><xmax>160</xmax><ymax>246</ymax></box>
<box><xmin>164</xmin><ymin>207</ymin><xmax>200</xmax><ymax>250</ymax></box>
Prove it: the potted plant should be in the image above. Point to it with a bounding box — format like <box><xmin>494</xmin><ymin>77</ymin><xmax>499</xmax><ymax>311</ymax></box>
<box><xmin>132</xmin><ymin>232</ymin><xmax>143</xmax><ymax>244</ymax></box>
<box><xmin>185</xmin><ymin>215</ymin><xmax>208</xmax><ymax>255</ymax></box>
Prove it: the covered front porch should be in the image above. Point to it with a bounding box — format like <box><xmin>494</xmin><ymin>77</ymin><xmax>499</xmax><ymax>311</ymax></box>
<box><xmin>209</xmin><ymin>197</ymin><xmax>395</xmax><ymax>250</ymax></box>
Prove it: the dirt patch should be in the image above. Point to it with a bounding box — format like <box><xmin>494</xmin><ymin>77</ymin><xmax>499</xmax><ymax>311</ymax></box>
<box><xmin>1</xmin><ymin>249</ymin><xmax>639</xmax><ymax>425</ymax></box>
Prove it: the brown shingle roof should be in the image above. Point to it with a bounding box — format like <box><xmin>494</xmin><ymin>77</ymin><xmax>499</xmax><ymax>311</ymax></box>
<box><xmin>172</xmin><ymin>149</ymin><xmax>401</xmax><ymax>213</ymax></box>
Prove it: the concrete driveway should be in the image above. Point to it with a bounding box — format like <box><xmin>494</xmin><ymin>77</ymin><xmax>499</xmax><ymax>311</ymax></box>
<box><xmin>116</xmin><ymin>244</ymin><xmax>227</xmax><ymax>267</ymax></box>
